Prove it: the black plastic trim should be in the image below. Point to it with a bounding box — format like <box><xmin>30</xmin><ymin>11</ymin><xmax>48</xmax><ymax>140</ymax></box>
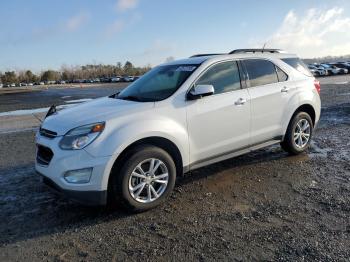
<box><xmin>190</xmin><ymin>53</ymin><xmax>224</xmax><ymax>58</ymax></box>
<box><xmin>39</xmin><ymin>127</ymin><xmax>58</xmax><ymax>139</ymax></box>
<box><xmin>38</xmin><ymin>173</ymin><xmax>107</xmax><ymax>206</ymax></box>
<box><xmin>230</xmin><ymin>49</ymin><xmax>283</xmax><ymax>54</ymax></box>
<box><xmin>36</xmin><ymin>145</ymin><xmax>54</xmax><ymax>166</ymax></box>
<box><xmin>187</xmin><ymin>136</ymin><xmax>283</xmax><ymax>171</ymax></box>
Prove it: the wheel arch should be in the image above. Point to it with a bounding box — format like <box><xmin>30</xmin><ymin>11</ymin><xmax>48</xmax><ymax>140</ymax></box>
<box><xmin>107</xmin><ymin>136</ymin><xmax>184</xmax><ymax>195</ymax></box>
<box><xmin>283</xmin><ymin>103</ymin><xmax>316</xmax><ymax>139</ymax></box>
<box><xmin>294</xmin><ymin>104</ymin><xmax>316</xmax><ymax>125</ymax></box>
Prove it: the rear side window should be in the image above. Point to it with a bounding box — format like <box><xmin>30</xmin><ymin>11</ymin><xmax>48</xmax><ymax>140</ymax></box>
<box><xmin>196</xmin><ymin>61</ymin><xmax>241</xmax><ymax>94</ymax></box>
<box><xmin>243</xmin><ymin>59</ymin><xmax>278</xmax><ymax>87</ymax></box>
<box><xmin>282</xmin><ymin>58</ymin><xmax>313</xmax><ymax>77</ymax></box>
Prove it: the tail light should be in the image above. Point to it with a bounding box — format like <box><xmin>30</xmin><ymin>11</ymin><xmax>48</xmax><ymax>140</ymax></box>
<box><xmin>314</xmin><ymin>80</ymin><xmax>321</xmax><ymax>94</ymax></box>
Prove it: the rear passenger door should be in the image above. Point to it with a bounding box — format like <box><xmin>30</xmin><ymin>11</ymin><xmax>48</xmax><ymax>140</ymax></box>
<box><xmin>242</xmin><ymin>59</ymin><xmax>292</xmax><ymax>145</ymax></box>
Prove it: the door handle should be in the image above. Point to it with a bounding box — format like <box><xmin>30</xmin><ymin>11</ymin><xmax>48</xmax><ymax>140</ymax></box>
<box><xmin>281</xmin><ymin>86</ymin><xmax>289</xmax><ymax>93</ymax></box>
<box><xmin>235</xmin><ymin>98</ymin><xmax>247</xmax><ymax>105</ymax></box>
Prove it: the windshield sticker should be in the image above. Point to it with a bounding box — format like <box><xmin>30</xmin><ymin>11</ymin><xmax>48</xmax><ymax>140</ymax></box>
<box><xmin>175</xmin><ymin>66</ymin><xmax>197</xmax><ymax>72</ymax></box>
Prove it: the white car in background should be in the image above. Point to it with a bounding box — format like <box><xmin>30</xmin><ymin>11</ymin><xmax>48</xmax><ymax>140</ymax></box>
<box><xmin>308</xmin><ymin>65</ymin><xmax>326</xmax><ymax>77</ymax></box>
<box><xmin>111</xmin><ymin>77</ymin><xmax>121</xmax><ymax>82</ymax></box>
<box><xmin>318</xmin><ymin>64</ymin><xmax>343</xmax><ymax>75</ymax></box>
<box><xmin>122</xmin><ymin>76</ymin><xmax>134</xmax><ymax>82</ymax></box>
<box><xmin>36</xmin><ymin>49</ymin><xmax>321</xmax><ymax>212</ymax></box>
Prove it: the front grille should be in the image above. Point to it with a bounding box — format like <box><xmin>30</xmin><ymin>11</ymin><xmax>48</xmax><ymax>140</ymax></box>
<box><xmin>37</xmin><ymin>145</ymin><xmax>54</xmax><ymax>166</ymax></box>
<box><xmin>39</xmin><ymin>128</ymin><xmax>57</xmax><ymax>139</ymax></box>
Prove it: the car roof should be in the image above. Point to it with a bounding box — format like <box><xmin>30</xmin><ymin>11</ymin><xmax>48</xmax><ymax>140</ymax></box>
<box><xmin>163</xmin><ymin>52</ymin><xmax>298</xmax><ymax>66</ymax></box>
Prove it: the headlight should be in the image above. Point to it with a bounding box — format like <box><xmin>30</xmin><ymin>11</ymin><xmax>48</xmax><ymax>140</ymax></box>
<box><xmin>59</xmin><ymin>122</ymin><xmax>105</xmax><ymax>150</ymax></box>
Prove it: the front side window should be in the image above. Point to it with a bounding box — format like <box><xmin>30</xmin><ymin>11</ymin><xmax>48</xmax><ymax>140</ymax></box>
<box><xmin>196</xmin><ymin>61</ymin><xmax>241</xmax><ymax>95</ymax></box>
<box><xmin>117</xmin><ymin>64</ymin><xmax>198</xmax><ymax>102</ymax></box>
<box><xmin>244</xmin><ymin>59</ymin><xmax>279</xmax><ymax>87</ymax></box>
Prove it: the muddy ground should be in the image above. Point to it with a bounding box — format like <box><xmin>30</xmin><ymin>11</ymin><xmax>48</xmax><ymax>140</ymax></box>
<box><xmin>0</xmin><ymin>76</ymin><xmax>349</xmax><ymax>261</ymax></box>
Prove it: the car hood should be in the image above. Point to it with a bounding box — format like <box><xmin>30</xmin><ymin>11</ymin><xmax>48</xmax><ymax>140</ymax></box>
<box><xmin>41</xmin><ymin>97</ymin><xmax>154</xmax><ymax>135</ymax></box>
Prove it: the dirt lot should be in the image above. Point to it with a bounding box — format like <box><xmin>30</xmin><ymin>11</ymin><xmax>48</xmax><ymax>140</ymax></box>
<box><xmin>0</xmin><ymin>76</ymin><xmax>349</xmax><ymax>261</ymax></box>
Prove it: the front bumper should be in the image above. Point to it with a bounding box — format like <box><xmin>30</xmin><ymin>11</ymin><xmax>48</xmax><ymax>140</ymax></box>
<box><xmin>38</xmin><ymin>172</ymin><xmax>107</xmax><ymax>206</ymax></box>
<box><xmin>35</xmin><ymin>132</ymin><xmax>114</xmax><ymax>206</ymax></box>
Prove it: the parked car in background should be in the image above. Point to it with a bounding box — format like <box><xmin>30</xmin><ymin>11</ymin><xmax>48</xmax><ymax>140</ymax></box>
<box><xmin>122</xmin><ymin>76</ymin><xmax>133</xmax><ymax>82</ymax></box>
<box><xmin>111</xmin><ymin>76</ymin><xmax>121</xmax><ymax>82</ymax></box>
<box><xmin>307</xmin><ymin>65</ymin><xmax>326</xmax><ymax>77</ymax></box>
<box><xmin>28</xmin><ymin>83</ymin><xmax>34</xmax><ymax>86</ymax></box>
<box><xmin>0</xmin><ymin>83</ymin><xmax>3</xmax><ymax>88</ymax></box>
<box><xmin>332</xmin><ymin>65</ymin><xmax>348</xmax><ymax>74</ymax></box>
<box><xmin>320</xmin><ymin>64</ymin><xmax>344</xmax><ymax>75</ymax></box>
<box><xmin>328</xmin><ymin>62</ymin><xmax>350</xmax><ymax>73</ymax></box>
<box><xmin>324</xmin><ymin>64</ymin><xmax>348</xmax><ymax>75</ymax></box>
<box><xmin>10</xmin><ymin>83</ymin><xmax>16</xmax><ymax>87</ymax></box>
<box><xmin>315</xmin><ymin>64</ymin><xmax>340</xmax><ymax>75</ymax></box>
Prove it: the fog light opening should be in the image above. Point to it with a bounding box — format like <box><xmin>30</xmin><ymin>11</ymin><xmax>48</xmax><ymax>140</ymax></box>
<box><xmin>64</xmin><ymin>168</ymin><xmax>93</xmax><ymax>184</ymax></box>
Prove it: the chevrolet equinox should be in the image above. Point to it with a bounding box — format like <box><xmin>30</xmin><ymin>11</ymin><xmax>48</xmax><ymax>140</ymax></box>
<box><xmin>36</xmin><ymin>49</ymin><xmax>321</xmax><ymax>211</ymax></box>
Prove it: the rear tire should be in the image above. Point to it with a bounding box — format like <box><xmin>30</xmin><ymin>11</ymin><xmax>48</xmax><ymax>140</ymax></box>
<box><xmin>110</xmin><ymin>145</ymin><xmax>176</xmax><ymax>212</ymax></box>
<box><xmin>281</xmin><ymin>112</ymin><xmax>313</xmax><ymax>155</ymax></box>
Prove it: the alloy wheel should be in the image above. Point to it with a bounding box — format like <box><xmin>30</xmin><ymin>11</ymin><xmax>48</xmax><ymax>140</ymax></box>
<box><xmin>294</xmin><ymin>119</ymin><xmax>311</xmax><ymax>148</ymax></box>
<box><xmin>128</xmin><ymin>158</ymin><xmax>169</xmax><ymax>203</ymax></box>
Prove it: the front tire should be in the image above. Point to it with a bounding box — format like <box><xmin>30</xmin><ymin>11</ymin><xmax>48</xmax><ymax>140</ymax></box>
<box><xmin>281</xmin><ymin>112</ymin><xmax>313</xmax><ymax>155</ymax></box>
<box><xmin>110</xmin><ymin>145</ymin><xmax>176</xmax><ymax>212</ymax></box>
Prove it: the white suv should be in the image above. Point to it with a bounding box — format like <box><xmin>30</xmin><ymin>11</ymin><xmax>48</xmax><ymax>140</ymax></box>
<box><xmin>35</xmin><ymin>49</ymin><xmax>321</xmax><ymax>211</ymax></box>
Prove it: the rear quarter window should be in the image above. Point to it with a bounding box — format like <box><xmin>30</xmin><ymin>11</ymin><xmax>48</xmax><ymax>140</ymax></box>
<box><xmin>276</xmin><ymin>66</ymin><xmax>288</xmax><ymax>82</ymax></box>
<box><xmin>282</xmin><ymin>58</ymin><xmax>313</xmax><ymax>77</ymax></box>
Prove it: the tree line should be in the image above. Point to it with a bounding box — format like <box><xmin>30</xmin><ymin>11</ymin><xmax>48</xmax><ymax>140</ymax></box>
<box><xmin>303</xmin><ymin>54</ymin><xmax>350</xmax><ymax>64</ymax></box>
<box><xmin>0</xmin><ymin>61</ymin><xmax>151</xmax><ymax>85</ymax></box>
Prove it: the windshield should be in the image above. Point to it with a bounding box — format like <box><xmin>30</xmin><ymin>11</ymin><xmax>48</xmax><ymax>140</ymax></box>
<box><xmin>117</xmin><ymin>64</ymin><xmax>198</xmax><ymax>102</ymax></box>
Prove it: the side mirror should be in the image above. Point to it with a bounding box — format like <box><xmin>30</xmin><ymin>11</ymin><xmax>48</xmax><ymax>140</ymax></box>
<box><xmin>187</xmin><ymin>85</ymin><xmax>215</xmax><ymax>100</ymax></box>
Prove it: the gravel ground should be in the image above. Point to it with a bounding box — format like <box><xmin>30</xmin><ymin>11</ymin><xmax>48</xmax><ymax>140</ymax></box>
<box><xmin>0</xmin><ymin>76</ymin><xmax>349</xmax><ymax>261</ymax></box>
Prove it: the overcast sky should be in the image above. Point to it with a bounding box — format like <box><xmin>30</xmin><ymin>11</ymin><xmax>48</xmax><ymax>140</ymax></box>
<box><xmin>1</xmin><ymin>0</ymin><xmax>350</xmax><ymax>72</ymax></box>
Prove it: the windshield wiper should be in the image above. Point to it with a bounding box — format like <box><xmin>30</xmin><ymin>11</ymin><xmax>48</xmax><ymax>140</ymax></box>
<box><xmin>117</xmin><ymin>95</ymin><xmax>143</xmax><ymax>102</ymax></box>
<box><xmin>109</xmin><ymin>92</ymin><xmax>120</xmax><ymax>98</ymax></box>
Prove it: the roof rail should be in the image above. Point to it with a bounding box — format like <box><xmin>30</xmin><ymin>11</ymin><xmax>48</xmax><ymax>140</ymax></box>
<box><xmin>229</xmin><ymin>49</ymin><xmax>285</xmax><ymax>54</ymax></box>
<box><xmin>190</xmin><ymin>53</ymin><xmax>224</xmax><ymax>58</ymax></box>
